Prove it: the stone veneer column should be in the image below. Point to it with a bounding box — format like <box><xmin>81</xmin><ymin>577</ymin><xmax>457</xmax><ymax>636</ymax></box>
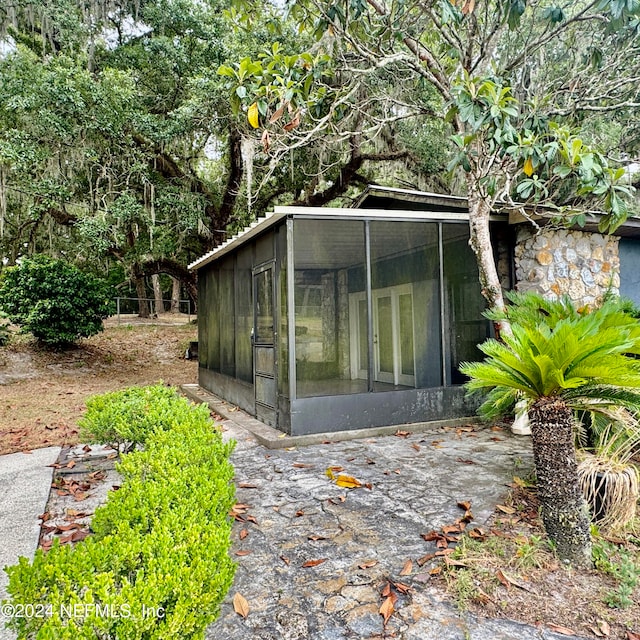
<box><xmin>513</xmin><ymin>226</ymin><xmax>620</xmax><ymax>307</ymax></box>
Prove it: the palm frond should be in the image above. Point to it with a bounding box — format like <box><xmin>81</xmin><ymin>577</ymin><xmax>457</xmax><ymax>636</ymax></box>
<box><xmin>464</xmin><ymin>291</ymin><xmax>640</xmax><ymax>420</ymax></box>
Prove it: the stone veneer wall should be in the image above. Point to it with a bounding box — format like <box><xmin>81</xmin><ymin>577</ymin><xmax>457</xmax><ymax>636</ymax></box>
<box><xmin>514</xmin><ymin>226</ymin><xmax>620</xmax><ymax>306</ymax></box>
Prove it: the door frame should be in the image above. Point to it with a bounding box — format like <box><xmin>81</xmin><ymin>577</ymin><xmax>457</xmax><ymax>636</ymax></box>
<box><xmin>253</xmin><ymin>261</ymin><xmax>277</xmax><ymax>425</ymax></box>
<box><xmin>349</xmin><ymin>283</ymin><xmax>416</xmax><ymax>387</ymax></box>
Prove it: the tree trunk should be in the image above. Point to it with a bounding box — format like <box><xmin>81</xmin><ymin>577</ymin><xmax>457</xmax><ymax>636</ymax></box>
<box><xmin>529</xmin><ymin>396</ymin><xmax>592</xmax><ymax>568</ymax></box>
<box><xmin>170</xmin><ymin>277</ymin><xmax>180</xmax><ymax>314</ymax></box>
<box><xmin>465</xmin><ymin>177</ymin><xmax>512</xmax><ymax>339</ymax></box>
<box><xmin>132</xmin><ymin>263</ymin><xmax>150</xmax><ymax>318</ymax></box>
<box><xmin>151</xmin><ymin>274</ymin><xmax>163</xmax><ymax>315</ymax></box>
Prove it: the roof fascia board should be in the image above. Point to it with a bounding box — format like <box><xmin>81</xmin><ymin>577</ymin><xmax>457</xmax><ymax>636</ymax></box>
<box><xmin>354</xmin><ymin>185</ymin><xmax>469</xmax><ymax>209</ymax></box>
<box><xmin>188</xmin><ymin>209</ymin><xmax>286</xmax><ymax>271</ymax></box>
<box><xmin>189</xmin><ymin>204</ymin><xmax>508</xmax><ymax>271</ymax></box>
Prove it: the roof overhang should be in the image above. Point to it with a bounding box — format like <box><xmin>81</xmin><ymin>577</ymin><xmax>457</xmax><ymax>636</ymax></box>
<box><xmin>188</xmin><ymin>203</ymin><xmax>507</xmax><ymax>271</ymax></box>
<box><xmin>189</xmin><ymin>184</ymin><xmax>640</xmax><ymax>271</ymax></box>
<box><xmin>354</xmin><ymin>184</ymin><xmax>469</xmax><ymax>211</ymax></box>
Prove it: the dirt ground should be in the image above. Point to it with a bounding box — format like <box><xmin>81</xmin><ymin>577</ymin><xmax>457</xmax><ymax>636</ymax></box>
<box><xmin>0</xmin><ymin>315</ymin><xmax>197</xmax><ymax>455</ymax></box>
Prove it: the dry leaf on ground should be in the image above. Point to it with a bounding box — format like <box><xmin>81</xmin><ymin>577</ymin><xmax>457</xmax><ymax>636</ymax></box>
<box><xmin>233</xmin><ymin>593</ymin><xmax>249</xmax><ymax>618</ymax></box>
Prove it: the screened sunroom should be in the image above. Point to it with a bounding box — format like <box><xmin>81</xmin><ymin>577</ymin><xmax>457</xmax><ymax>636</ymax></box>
<box><xmin>190</xmin><ymin>196</ymin><xmax>503</xmax><ymax>435</ymax></box>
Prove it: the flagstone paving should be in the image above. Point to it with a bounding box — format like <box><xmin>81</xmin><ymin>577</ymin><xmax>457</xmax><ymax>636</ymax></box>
<box><xmin>207</xmin><ymin>412</ymin><xmax>587</xmax><ymax>640</ymax></box>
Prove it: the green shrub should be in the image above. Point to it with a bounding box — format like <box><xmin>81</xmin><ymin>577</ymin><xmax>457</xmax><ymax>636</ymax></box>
<box><xmin>79</xmin><ymin>384</ymin><xmax>195</xmax><ymax>451</ymax></box>
<box><xmin>0</xmin><ymin>255</ymin><xmax>114</xmax><ymax>348</ymax></box>
<box><xmin>3</xmin><ymin>389</ymin><xmax>236</xmax><ymax>640</ymax></box>
<box><xmin>0</xmin><ymin>315</ymin><xmax>9</xmax><ymax>346</ymax></box>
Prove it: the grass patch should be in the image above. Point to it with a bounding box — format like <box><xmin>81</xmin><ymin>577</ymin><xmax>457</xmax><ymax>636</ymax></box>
<box><xmin>436</xmin><ymin>482</ymin><xmax>640</xmax><ymax>638</ymax></box>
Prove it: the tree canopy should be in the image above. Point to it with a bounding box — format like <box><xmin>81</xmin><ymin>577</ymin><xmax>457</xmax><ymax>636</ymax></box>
<box><xmin>225</xmin><ymin>0</ymin><xmax>640</xmax><ymax>310</ymax></box>
<box><xmin>0</xmin><ymin>0</ymin><xmax>442</xmax><ymax>306</ymax></box>
<box><xmin>2</xmin><ymin>0</ymin><xmax>639</xmax><ymax>312</ymax></box>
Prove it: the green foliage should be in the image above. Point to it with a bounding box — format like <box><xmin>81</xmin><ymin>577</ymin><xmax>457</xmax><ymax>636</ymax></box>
<box><xmin>3</xmin><ymin>387</ymin><xmax>236</xmax><ymax>639</ymax></box>
<box><xmin>0</xmin><ymin>255</ymin><xmax>114</xmax><ymax>348</ymax></box>
<box><xmin>461</xmin><ymin>291</ymin><xmax>640</xmax><ymax>419</ymax></box>
<box><xmin>218</xmin><ymin>42</ymin><xmax>334</xmax><ymax>129</ymax></box>
<box><xmin>447</xmin><ymin>76</ymin><xmax>635</xmax><ymax>230</ymax></box>
<box><xmin>592</xmin><ymin>538</ymin><xmax>640</xmax><ymax>608</ymax></box>
<box><xmin>79</xmin><ymin>384</ymin><xmax>198</xmax><ymax>451</ymax></box>
<box><xmin>0</xmin><ymin>314</ymin><xmax>10</xmax><ymax>346</ymax></box>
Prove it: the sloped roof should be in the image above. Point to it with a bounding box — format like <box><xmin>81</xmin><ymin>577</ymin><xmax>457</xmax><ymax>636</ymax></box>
<box><xmin>188</xmin><ymin>188</ymin><xmax>489</xmax><ymax>271</ymax></box>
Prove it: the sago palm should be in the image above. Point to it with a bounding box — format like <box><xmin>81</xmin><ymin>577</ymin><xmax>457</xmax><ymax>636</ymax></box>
<box><xmin>461</xmin><ymin>292</ymin><xmax>640</xmax><ymax>567</ymax></box>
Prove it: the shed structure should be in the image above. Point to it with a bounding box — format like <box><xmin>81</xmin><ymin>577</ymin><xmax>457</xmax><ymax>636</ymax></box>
<box><xmin>190</xmin><ymin>189</ymin><xmax>511</xmax><ymax>435</ymax></box>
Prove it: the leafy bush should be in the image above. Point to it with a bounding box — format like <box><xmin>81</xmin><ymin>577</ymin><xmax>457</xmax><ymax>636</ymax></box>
<box><xmin>0</xmin><ymin>255</ymin><xmax>114</xmax><ymax>348</ymax></box>
<box><xmin>0</xmin><ymin>315</ymin><xmax>9</xmax><ymax>346</ymax></box>
<box><xmin>79</xmin><ymin>384</ymin><xmax>194</xmax><ymax>452</ymax></box>
<box><xmin>4</xmin><ymin>387</ymin><xmax>236</xmax><ymax>640</ymax></box>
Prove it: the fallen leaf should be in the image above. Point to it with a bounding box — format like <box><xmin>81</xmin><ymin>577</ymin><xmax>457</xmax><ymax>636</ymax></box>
<box><xmin>82</xmin><ymin>445</ymin><xmax>92</xmax><ymax>452</ymax></box>
<box><xmin>302</xmin><ymin>558</ymin><xmax>327</xmax><ymax>567</ymax></box>
<box><xmin>280</xmin><ymin>556</ymin><xmax>290</xmax><ymax>565</ymax></box>
<box><xmin>456</xmin><ymin>457</ymin><xmax>476</xmax><ymax>465</ymax></box>
<box><xmin>392</xmin><ymin>581</ymin><xmax>411</xmax><ymax>594</ymax></box>
<box><xmin>496</xmin><ymin>504</ymin><xmax>516</xmax><ymax>514</ymax></box>
<box><xmin>335</xmin><ymin>475</ymin><xmax>362</xmax><ymax>489</ymax></box>
<box><xmin>399</xmin><ymin>559</ymin><xmax>413</xmax><ymax>576</ymax></box>
<box><xmin>379</xmin><ymin>595</ymin><xmax>395</xmax><ymax>624</ymax></box>
<box><xmin>381</xmin><ymin>582</ymin><xmax>392</xmax><ymax>597</ymax></box>
<box><xmin>495</xmin><ymin>569</ymin><xmax>532</xmax><ymax>591</ymax></box>
<box><xmin>416</xmin><ymin>553</ymin><xmax>436</xmax><ymax>566</ymax></box>
<box><xmin>239</xmin><ymin>529</ymin><xmax>248</xmax><ymax>540</ymax></box>
<box><xmin>412</xmin><ymin>443</ymin><xmax>421</xmax><ymax>452</ymax></box>
<box><xmin>476</xmin><ymin>587</ymin><xmax>493</xmax><ymax>604</ymax></box>
<box><xmin>429</xmin><ymin>566</ymin><xmax>442</xmax><ymax>575</ymax></box>
<box><xmin>307</xmin><ymin>534</ymin><xmax>326</xmax><ymax>541</ymax></box>
<box><xmin>468</xmin><ymin>527</ymin><xmax>487</xmax><ymax>540</ymax></box>
<box><xmin>65</xmin><ymin>509</ymin><xmax>91</xmax><ymax>520</ymax></box>
<box><xmin>233</xmin><ymin>593</ymin><xmax>250</xmax><ymax>618</ymax></box>
<box><xmin>235</xmin><ymin>550</ymin><xmax>252</xmax><ymax>556</ymax></box>
<box><xmin>457</xmin><ymin>501</ymin><xmax>472</xmax><ymax>511</ymax></box>
<box><xmin>496</xmin><ymin>568</ymin><xmax>510</xmax><ymax>589</ymax></box>
<box><xmin>395</xmin><ymin>430</ymin><xmax>411</xmax><ymax>438</ymax></box>
<box><xmin>238</xmin><ymin>482</ymin><xmax>258</xmax><ymax>489</ymax></box>
<box><xmin>548</xmin><ymin>624</ymin><xmax>576</xmax><ymax>636</ymax></box>
<box><xmin>626</xmin><ymin>632</ymin><xmax>640</xmax><ymax>640</ymax></box>
<box><xmin>421</xmin><ymin>531</ymin><xmax>442</xmax><ymax>542</ymax></box>
<box><xmin>295</xmin><ymin>510</ymin><xmax>305</xmax><ymax>517</ymax></box>
<box><xmin>597</xmin><ymin>620</ymin><xmax>610</xmax><ymax>636</ymax></box>
<box><xmin>358</xmin><ymin>560</ymin><xmax>378</xmax><ymax>569</ymax></box>
<box><xmin>442</xmin><ymin>524</ymin><xmax>463</xmax><ymax>535</ymax></box>
<box><xmin>431</xmin><ymin>440</ymin><xmax>443</xmax><ymax>448</ymax></box>
<box><xmin>66</xmin><ymin>460</ymin><xmax>76</xmax><ymax>469</ymax></box>
<box><xmin>293</xmin><ymin>463</ymin><xmax>314</xmax><ymax>468</ymax></box>
<box><xmin>444</xmin><ymin>557</ymin><xmax>468</xmax><ymax>568</ymax></box>
<box><xmin>55</xmin><ymin>523</ymin><xmax>81</xmax><ymax>532</ymax></box>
